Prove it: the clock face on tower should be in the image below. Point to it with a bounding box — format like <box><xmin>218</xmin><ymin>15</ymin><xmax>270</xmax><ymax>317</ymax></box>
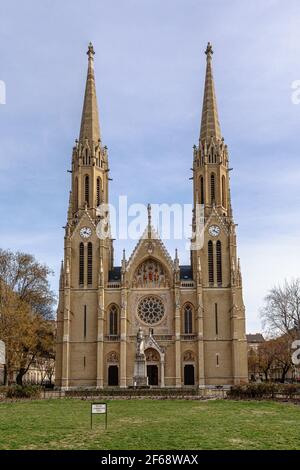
<box><xmin>80</xmin><ymin>227</ymin><xmax>92</xmax><ymax>239</ymax></box>
<box><xmin>208</xmin><ymin>225</ymin><xmax>220</xmax><ymax>237</ymax></box>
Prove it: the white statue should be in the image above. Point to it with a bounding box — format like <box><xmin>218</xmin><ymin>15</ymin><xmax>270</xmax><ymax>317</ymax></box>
<box><xmin>136</xmin><ymin>327</ymin><xmax>145</xmax><ymax>357</ymax></box>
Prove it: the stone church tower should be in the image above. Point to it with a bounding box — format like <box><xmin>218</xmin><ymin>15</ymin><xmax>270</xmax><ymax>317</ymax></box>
<box><xmin>55</xmin><ymin>43</ymin><xmax>248</xmax><ymax>389</ymax></box>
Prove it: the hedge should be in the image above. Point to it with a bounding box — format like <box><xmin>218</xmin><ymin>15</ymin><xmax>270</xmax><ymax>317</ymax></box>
<box><xmin>228</xmin><ymin>383</ymin><xmax>300</xmax><ymax>399</ymax></box>
<box><xmin>65</xmin><ymin>388</ymin><xmax>201</xmax><ymax>398</ymax></box>
<box><xmin>5</xmin><ymin>385</ymin><xmax>41</xmax><ymax>399</ymax></box>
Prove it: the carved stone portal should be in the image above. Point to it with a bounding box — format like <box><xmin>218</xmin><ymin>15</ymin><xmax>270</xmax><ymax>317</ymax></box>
<box><xmin>183</xmin><ymin>350</ymin><xmax>195</xmax><ymax>362</ymax></box>
<box><xmin>107</xmin><ymin>351</ymin><xmax>119</xmax><ymax>363</ymax></box>
<box><xmin>145</xmin><ymin>348</ymin><xmax>160</xmax><ymax>362</ymax></box>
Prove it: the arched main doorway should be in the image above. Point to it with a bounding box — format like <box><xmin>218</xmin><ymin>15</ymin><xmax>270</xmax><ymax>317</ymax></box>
<box><xmin>145</xmin><ymin>348</ymin><xmax>160</xmax><ymax>386</ymax></box>
<box><xmin>108</xmin><ymin>365</ymin><xmax>119</xmax><ymax>386</ymax></box>
<box><xmin>184</xmin><ymin>364</ymin><xmax>195</xmax><ymax>385</ymax></box>
<box><xmin>147</xmin><ymin>365</ymin><xmax>158</xmax><ymax>386</ymax></box>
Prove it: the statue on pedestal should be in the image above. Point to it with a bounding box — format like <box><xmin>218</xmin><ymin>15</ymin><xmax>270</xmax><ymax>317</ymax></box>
<box><xmin>133</xmin><ymin>327</ymin><xmax>148</xmax><ymax>388</ymax></box>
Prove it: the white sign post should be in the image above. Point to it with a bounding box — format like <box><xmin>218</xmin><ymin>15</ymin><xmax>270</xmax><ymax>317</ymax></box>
<box><xmin>91</xmin><ymin>402</ymin><xmax>107</xmax><ymax>429</ymax></box>
<box><xmin>0</xmin><ymin>341</ymin><xmax>5</xmax><ymax>365</ymax></box>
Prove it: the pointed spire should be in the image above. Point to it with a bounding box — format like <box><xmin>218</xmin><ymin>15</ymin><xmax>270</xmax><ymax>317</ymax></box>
<box><xmin>199</xmin><ymin>42</ymin><xmax>222</xmax><ymax>142</ymax></box>
<box><xmin>147</xmin><ymin>203</ymin><xmax>152</xmax><ymax>239</ymax></box>
<box><xmin>79</xmin><ymin>42</ymin><xmax>101</xmax><ymax>144</ymax></box>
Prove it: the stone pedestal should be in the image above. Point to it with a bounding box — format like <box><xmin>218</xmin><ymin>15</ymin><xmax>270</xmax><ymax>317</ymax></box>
<box><xmin>133</xmin><ymin>354</ymin><xmax>148</xmax><ymax>387</ymax></box>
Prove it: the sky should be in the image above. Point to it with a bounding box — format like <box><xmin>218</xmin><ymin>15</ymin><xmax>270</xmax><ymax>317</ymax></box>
<box><xmin>1</xmin><ymin>0</ymin><xmax>300</xmax><ymax>333</ymax></box>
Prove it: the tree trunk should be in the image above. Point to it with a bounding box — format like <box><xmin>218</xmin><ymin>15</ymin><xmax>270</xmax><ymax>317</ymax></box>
<box><xmin>264</xmin><ymin>371</ymin><xmax>269</xmax><ymax>381</ymax></box>
<box><xmin>3</xmin><ymin>364</ymin><xmax>8</xmax><ymax>386</ymax></box>
<box><xmin>16</xmin><ymin>368</ymin><xmax>26</xmax><ymax>386</ymax></box>
<box><xmin>280</xmin><ymin>366</ymin><xmax>290</xmax><ymax>383</ymax></box>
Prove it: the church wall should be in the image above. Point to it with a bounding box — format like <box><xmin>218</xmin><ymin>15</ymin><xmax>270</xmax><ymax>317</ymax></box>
<box><xmin>55</xmin><ymin>309</ymin><xmax>64</xmax><ymax>386</ymax></box>
<box><xmin>163</xmin><ymin>343</ymin><xmax>176</xmax><ymax>387</ymax></box>
<box><xmin>70</xmin><ymin>291</ymin><xmax>98</xmax><ymax>341</ymax></box>
<box><xmin>67</xmin><ymin>291</ymin><xmax>98</xmax><ymax>387</ymax></box>
<box><xmin>125</xmin><ymin>341</ymin><xmax>137</xmax><ymax>386</ymax></box>
<box><xmin>202</xmin><ymin>290</ymin><xmax>232</xmax><ymax>339</ymax></box>
<box><xmin>69</xmin><ymin>342</ymin><xmax>97</xmax><ymax>387</ymax></box>
<box><xmin>55</xmin><ymin>343</ymin><xmax>63</xmax><ymax>386</ymax></box>
<box><xmin>203</xmin><ymin>340</ymin><xmax>233</xmax><ymax>385</ymax></box>
<box><xmin>236</xmin><ymin>339</ymin><xmax>248</xmax><ymax>383</ymax></box>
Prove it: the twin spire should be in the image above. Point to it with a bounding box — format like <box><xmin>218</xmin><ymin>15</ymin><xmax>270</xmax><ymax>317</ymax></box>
<box><xmin>79</xmin><ymin>42</ymin><xmax>101</xmax><ymax>144</ymax></box>
<box><xmin>78</xmin><ymin>41</ymin><xmax>221</xmax><ymax>145</ymax></box>
<box><xmin>199</xmin><ymin>42</ymin><xmax>222</xmax><ymax>142</ymax></box>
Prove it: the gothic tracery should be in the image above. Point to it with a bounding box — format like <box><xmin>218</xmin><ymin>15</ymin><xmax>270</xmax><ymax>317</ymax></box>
<box><xmin>137</xmin><ymin>296</ymin><xmax>165</xmax><ymax>325</ymax></box>
<box><xmin>132</xmin><ymin>258</ymin><xmax>169</xmax><ymax>288</ymax></box>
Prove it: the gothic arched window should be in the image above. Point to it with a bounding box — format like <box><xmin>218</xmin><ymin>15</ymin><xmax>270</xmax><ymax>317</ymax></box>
<box><xmin>97</xmin><ymin>177</ymin><xmax>101</xmax><ymax>207</ymax></box>
<box><xmin>87</xmin><ymin>242</ymin><xmax>93</xmax><ymax>285</ymax></box>
<box><xmin>184</xmin><ymin>304</ymin><xmax>193</xmax><ymax>334</ymax></box>
<box><xmin>216</xmin><ymin>240</ymin><xmax>222</xmax><ymax>286</ymax></box>
<box><xmin>208</xmin><ymin>240</ymin><xmax>214</xmax><ymax>285</ymax></box>
<box><xmin>84</xmin><ymin>175</ymin><xmax>90</xmax><ymax>207</ymax></box>
<box><xmin>79</xmin><ymin>242</ymin><xmax>84</xmax><ymax>285</ymax></box>
<box><xmin>200</xmin><ymin>176</ymin><xmax>204</xmax><ymax>205</ymax></box>
<box><xmin>222</xmin><ymin>175</ymin><xmax>226</xmax><ymax>208</ymax></box>
<box><xmin>109</xmin><ymin>305</ymin><xmax>118</xmax><ymax>336</ymax></box>
<box><xmin>210</xmin><ymin>173</ymin><xmax>215</xmax><ymax>204</ymax></box>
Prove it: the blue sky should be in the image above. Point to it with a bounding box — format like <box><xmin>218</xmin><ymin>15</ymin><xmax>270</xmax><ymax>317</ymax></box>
<box><xmin>1</xmin><ymin>0</ymin><xmax>300</xmax><ymax>333</ymax></box>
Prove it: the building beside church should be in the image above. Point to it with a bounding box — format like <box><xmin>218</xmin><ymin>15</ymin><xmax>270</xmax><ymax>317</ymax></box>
<box><xmin>55</xmin><ymin>42</ymin><xmax>248</xmax><ymax>389</ymax></box>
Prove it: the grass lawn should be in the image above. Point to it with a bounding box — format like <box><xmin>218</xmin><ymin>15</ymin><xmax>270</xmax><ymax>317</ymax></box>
<box><xmin>0</xmin><ymin>399</ymin><xmax>300</xmax><ymax>450</ymax></box>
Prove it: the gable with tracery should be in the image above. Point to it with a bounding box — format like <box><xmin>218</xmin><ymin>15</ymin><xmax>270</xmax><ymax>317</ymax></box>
<box><xmin>132</xmin><ymin>258</ymin><xmax>170</xmax><ymax>288</ymax></box>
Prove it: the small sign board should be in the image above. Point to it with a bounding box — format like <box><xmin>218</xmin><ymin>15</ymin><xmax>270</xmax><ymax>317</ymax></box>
<box><xmin>0</xmin><ymin>341</ymin><xmax>5</xmax><ymax>365</ymax></box>
<box><xmin>92</xmin><ymin>403</ymin><xmax>106</xmax><ymax>414</ymax></box>
<box><xmin>91</xmin><ymin>402</ymin><xmax>107</xmax><ymax>429</ymax></box>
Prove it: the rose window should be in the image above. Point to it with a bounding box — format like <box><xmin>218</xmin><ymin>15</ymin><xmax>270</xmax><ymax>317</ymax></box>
<box><xmin>137</xmin><ymin>296</ymin><xmax>165</xmax><ymax>325</ymax></box>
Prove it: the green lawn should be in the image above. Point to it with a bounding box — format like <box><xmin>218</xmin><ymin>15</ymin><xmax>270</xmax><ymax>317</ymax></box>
<box><xmin>0</xmin><ymin>399</ymin><xmax>300</xmax><ymax>450</ymax></box>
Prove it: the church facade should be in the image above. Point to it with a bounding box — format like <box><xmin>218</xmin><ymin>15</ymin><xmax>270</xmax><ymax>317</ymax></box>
<box><xmin>55</xmin><ymin>43</ymin><xmax>248</xmax><ymax>389</ymax></box>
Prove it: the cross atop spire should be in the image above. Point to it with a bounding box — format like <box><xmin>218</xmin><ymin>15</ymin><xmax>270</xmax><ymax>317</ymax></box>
<box><xmin>87</xmin><ymin>42</ymin><xmax>95</xmax><ymax>59</ymax></box>
<box><xmin>205</xmin><ymin>42</ymin><xmax>213</xmax><ymax>57</ymax></box>
<box><xmin>199</xmin><ymin>42</ymin><xmax>222</xmax><ymax>142</ymax></box>
<box><xmin>79</xmin><ymin>42</ymin><xmax>101</xmax><ymax>144</ymax></box>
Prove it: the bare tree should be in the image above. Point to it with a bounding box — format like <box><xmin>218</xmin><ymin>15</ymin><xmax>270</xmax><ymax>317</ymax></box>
<box><xmin>248</xmin><ymin>349</ymin><xmax>260</xmax><ymax>381</ymax></box>
<box><xmin>0</xmin><ymin>249</ymin><xmax>55</xmax><ymax>319</ymax></box>
<box><xmin>272</xmin><ymin>335</ymin><xmax>294</xmax><ymax>383</ymax></box>
<box><xmin>260</xmin><ymin>279</ymin><xmax>300</xmax><ymax>338</ymax></box>
<box><xmin>15</xmin><ymin>318</ymin><xmax>55</xmax><ymax>386</ymax></box>
<box><xmin>0</xmin><ymin>249</ymin><xmax>56</xmax><ymax>385</ymax></box>
<box><xmin>258</xmin><ymin>340</ymin><xmax>277</xmax><ymax>381</ymax></box>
